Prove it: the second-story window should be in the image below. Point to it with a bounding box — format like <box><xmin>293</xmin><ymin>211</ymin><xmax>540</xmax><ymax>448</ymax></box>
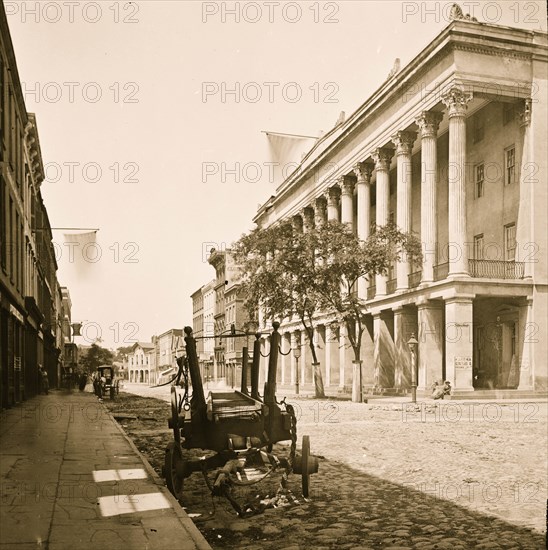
<box><xmin>474</xmin><ymin>234</ymin><xmax>484</xmax><ymax>260</ymax></box>
<box><xmin>473</xmin><ymin>113</ymin><xmax>484</xmax><ymax>143</ymax></box>
<box><xmin>505</xmin><ymin>223</ymin><xmax>516</xmax><ymax>261</ymax></box>
<box><xmin>505</xmin><ymin>146</ymin><xmax>515</xmax><ymax>185</ymax></box>
<box><xmin>475</xmin><ymin>163</ymin><xmax>484</xmax><ymax>198</ymax></box>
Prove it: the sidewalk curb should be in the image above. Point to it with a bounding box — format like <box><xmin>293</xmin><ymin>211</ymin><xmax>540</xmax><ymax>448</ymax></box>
<box><xmin>103</xmin><ymin>403</ymin><xmax>212</xmax><ymax>550</ymax></box>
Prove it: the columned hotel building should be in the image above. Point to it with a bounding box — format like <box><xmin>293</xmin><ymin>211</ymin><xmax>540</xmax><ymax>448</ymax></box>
<box><xmin>253</xmin><ymin>15</ymin><xmax>547</xmax><ymax>397</ymax></box>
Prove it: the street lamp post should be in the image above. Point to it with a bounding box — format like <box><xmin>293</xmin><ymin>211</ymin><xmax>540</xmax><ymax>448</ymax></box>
<box><xmin>408</xmin><ymin>333</ymin><xmax>419</xmax><ymax>403</ymax></box>
<box><xmin>293</xmin><ymin>345</ymin><xmax>301</xmax><ymax>395</ymax></box>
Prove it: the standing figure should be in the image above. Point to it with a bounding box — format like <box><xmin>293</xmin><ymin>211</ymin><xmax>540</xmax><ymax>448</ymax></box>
<box><xmin>93</xmin><ymin>372</ymin><xmax>103</xmax><ymax>400</ymax></box>
<box><xmin>79</xmin><ymin>373</ymin><xmax>88</xmax><ymax>392</ymax></box>
<box><xmin>39</xmin><ymin>366</ymin><xmax>49</xmax><ymax>395</ymax></box>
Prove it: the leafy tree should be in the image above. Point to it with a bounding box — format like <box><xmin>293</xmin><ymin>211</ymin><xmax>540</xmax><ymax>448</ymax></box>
<box><xmin>310</xmin><ymin>220</ymin><xmax>422</xmax><ymax>401</ymax></box>
<box><xmin>77</xmin><ymin>344</ymin><xmax>114</xmax><ymax>374</ymax></box>
<box><xmin>233</xmin><ymin>220</ymin><xmax>326</xmax><ymax>397</ymax></box>
<box><xmin>114</xmin><ymin>345</ymin><xmax>133</xmax><ymax>362</ymax></box>
<box><xmin>234</xmin><ymin>219</ymin><xmax>422</xmax><ymax>402</ymax></box>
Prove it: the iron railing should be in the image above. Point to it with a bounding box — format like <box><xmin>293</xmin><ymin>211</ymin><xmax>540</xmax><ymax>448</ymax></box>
<box><xmin>469</xmin><ymin>259</ymin><xmax>525</xmax><ymax>279</ymax></box>
<box><xmin>433</xmin><ymin>262</ymin><xmax>449</xmax><ymax>281</ymax></box>
<box><xmin>367</xmin><ymin>285</ymin><xmax>376</xmax><ymax>300</ymax></box>
<box><xmin>408</xmin><ymin>271</ymin><xmax>422</xmax><ymax>288</ymax></box>
<box><xmin>387</xmin><ymin>278</ymin><xmax>397</xmax><ymax>294</ymax></box>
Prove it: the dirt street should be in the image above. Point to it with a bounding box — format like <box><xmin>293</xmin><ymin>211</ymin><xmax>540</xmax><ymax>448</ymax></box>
<box><xmin>104</xmin><ymin>387</ymin><xmax>547</xmax><ymax>549</ymax></box>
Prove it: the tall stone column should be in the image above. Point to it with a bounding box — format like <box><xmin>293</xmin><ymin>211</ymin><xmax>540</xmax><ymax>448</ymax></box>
<box><xmin>445</xmin><ymin>296</ymin><xmax>474</xmax><ymax>391</ymax></box>
<box><xmin>416</xmin><ymin>111</ymin><xmax>443</xmax><ymax>284</ymax></box>
<box><xmin>360</xmin><ymin>315</ymin><xmax>375</xmax><ymax>388</ymax></box>
<box><xmin>280</xmin><ymin>332</ymin><xmax>289</xmax><ymax>385</ymax></box>
<box><xmin>517</xmin><ymin>99</ymin><xmax>533</xmax><ymax>278</ymax></box>
<box><xmin>442</xmin><ymin>87</ymin><xmax>472</xmax><ymax>277</ymax></box>
<box><xmin>339</xmin><ymin>176</ymin><xmax>355</xmax><ymax>229</ymax></box>
<box><xmin>290</xmin><ymin>331</ymin><xmax>299</xmax><ymax>385</ymax></box>
<box><xmin>326</xmin><ymin>187</ymin><xmax>340</xmax><ymax>222</ymax></box>
<box><xmin>300</xmin><ymin>330</ymin><xmax>309</xmax><ymax>387</ymax></box>
<box><xmin>292</xmin><ymin>214</ymin><xmax>303</xmax><ymax>233</ymax></box>
<box><xmin>302</xmin><ymin>207</ymin><xmax>315</xmax><ymax>233</ymax></box>
<box><xmin>314</xmin><ymin>196</ymin><xmax>327</xmax><ymax>227</ymax></box>
<box><xmin>393</xmin><ymin>306</ymin><xmax>417</xmax><ymax>389</ymax></box>
<box><xmin>354</xmin><ymin>161</ymin><xmax>373</xmax><ymax>298</ymax></box>
<box><xmin>373</xmin><ymin>311</ymin><xmax>395</xmax><ymax>389</ymax></box>
<box><xmin>517</xmin><ymin>298</ymin><xmax>534</xmax><ymax>390</ymax></box>
<box><xmin>372</xmin><ymin>147</ymin><xmax>394</xmax><ymax>296</ymax></box>
<box><xmin>392</xmin><ymin>131</ymin><xmax>417</xmax><ymax>291</ymax></box>
<box><xmin>417</xmin><ymin>299</ymin><xmax>443</xmax><ymax>389</ymax></box>
<box><xmin>325</xmin><ymin>323</ymin><xmax>339</xmax><ymax>387</ymax></box>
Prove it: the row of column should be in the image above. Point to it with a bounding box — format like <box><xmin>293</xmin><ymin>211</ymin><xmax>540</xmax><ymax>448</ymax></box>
<box><xmin>261</xmin><ymin>297</ymin><xmax>475</xmax><ymax>392</ymax></box>
<box><xmin>256</xmin><ymin>291</ymin><xmax>535</xmax><ymax>393</ymax></box>
<box><xmin>291</xmin><ymin>86</ymin><xmax>475</xmax><ymax>299</ymax></box>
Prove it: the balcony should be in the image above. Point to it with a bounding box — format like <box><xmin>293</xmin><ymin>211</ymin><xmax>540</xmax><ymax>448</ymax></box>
<box><xmin>408</xmin><ymin>271</ymin><xmax>422</xmax><ymax>288</ymax></box>
<box><xmin>433</xmin><ymin>262</ymin><xmax>449</xmax><ymax>281</ymax></box>
<box><xmin>386</xmin><ymin>278</ymin><xmax>397</xmax><ymax>294</ymax></box>
<box><xmin>367</xmin><ymin>285</ymin><xmax>376</xmax><ymax>300</ymax></box>
<box><xmin>469</xmin><ymin>259</ymin><xmax>525</xmax><ymax>279</ymax></box>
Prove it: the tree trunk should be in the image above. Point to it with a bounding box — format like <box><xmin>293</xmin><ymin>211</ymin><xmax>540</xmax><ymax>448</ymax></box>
<box><xmin>303</xmin><ymin>322</ymin><xmax>325</xmax><ymax>398</ymax></box>
<box><xmin>346</xmin><ymin>319</ymin><xmax>364</xmax><ymax>403</ymax></box>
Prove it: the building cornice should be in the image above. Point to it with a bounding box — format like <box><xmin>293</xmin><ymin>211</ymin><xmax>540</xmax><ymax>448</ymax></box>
<box><xmin>254</xmin><ymin>20</ymin><xmax>547</xmax><ymax>226</ymax></box>
<box><xmin>0</xmin><ymin>5</ymin><xmax>28</xmax><ymax>128</ymax></box>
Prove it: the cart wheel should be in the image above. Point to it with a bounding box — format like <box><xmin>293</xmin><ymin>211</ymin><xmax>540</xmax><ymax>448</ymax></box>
<box><xmin>301</xmin><ymin>435</ymin><xmax>310</xmax><ymax>498</ymax></box>
<box><xmin>170</xmin><ymin>386</ymin><xmax>181</xmax><ymax>444</ymax></box>
<box><xmin>165</xmin><ymin>442</ymin><xmax>184</xmax><ymax>500</ymax></box>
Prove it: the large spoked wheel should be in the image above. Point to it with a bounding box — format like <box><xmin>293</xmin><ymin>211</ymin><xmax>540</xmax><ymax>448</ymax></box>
<box><xmin>170</xmin><ymin>386</ymin><xmax>181</xmax><ymax>444</ymax></box>
<box><xmin>301</xmin><ymin>435</ymin><xmax>310</xmax><ymax>498</ymax></box>
<box><xmin>165</xmin><ymin>442</ymin><xmax>184</xmax><ymax>500</ymax></box>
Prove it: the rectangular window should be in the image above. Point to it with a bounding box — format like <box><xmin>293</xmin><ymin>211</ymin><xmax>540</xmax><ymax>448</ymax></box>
<box><xmin>9</xmin><ymin>87</ymin><xmax>15</xmax><ymax>167</ymax></box>
<box><xmin>505</xmin><ymin>223</ymin><xmax>516</xmax><ymax>261</ymax></box>
<box><xmin>8</xmin><ymin>197</ymin><xmax>12</xmax><ymax>280</ymax></box>
<box><xmin>0</xmin><ymin>56</ymin><xmax>4</xmax><ymax>160</ymax></box>
<box><xmin>505</xmin><ymin>146</ymin><xmax>515</xmax><ymax>185</ymax></box>
<box><xmin>474</xmin><ymin>234</ymin><xmax>484</xmax><ymax>260</ymax></box>
<box><xmin>473</xmin><ymin>114</ymin><xmax>484</xmax><ymax>143</ymax></box>
<box><xmin>0</xmin><ymin>176</ymin><xmax>4</xmax><ymax>270</ymax></box>
<box><xmin>503</xmin><ymin>103</ymin><xmax>515</xmax><ymax>125</ymax></box>
<box><xmin>475</xmin><ymin>163</ymin><xmax>484</xmax><ymax>198</ymax></box>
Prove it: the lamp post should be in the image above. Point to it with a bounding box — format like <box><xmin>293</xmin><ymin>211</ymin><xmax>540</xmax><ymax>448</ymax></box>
<box><xmin>293</xmin><ymin>345</ymin><xmax>301</xmax><ymax>395</ymax></box>
<box><xmin>408</xmin><ymin>333</ymin><xmax>419</xmax><ymax>403</ymax></box>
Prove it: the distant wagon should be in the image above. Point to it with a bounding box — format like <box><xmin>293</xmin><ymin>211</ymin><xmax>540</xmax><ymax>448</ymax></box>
<box><xmin>96</xmin><ymin>365</ymin><xmax>120</xmax><ymax>400</ymax></box>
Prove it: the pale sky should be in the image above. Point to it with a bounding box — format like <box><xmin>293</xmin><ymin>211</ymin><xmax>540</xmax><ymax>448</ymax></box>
<box><xmin>6</xmin><ymin>0</ymin><xmax>546</xmax><ymax>349</ymax></box>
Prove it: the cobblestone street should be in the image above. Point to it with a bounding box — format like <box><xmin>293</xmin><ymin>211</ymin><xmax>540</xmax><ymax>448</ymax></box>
<box><xmin>110</xmin><ymin>384</ymin><xmax>547</xmax><ymax>549</ymax></box>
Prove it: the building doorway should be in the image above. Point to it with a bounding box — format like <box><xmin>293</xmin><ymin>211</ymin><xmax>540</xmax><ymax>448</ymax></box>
<box><xmin>474</xmin><ymin>300</ymin><xmax>519</xmax><ymax>389</ymax></box>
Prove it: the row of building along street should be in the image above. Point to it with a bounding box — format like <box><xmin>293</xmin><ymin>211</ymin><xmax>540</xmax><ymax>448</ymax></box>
<box><xmin>0</xmin><ymin>8</ymin><xmax>77</xmax><ymax>409</ymax></box>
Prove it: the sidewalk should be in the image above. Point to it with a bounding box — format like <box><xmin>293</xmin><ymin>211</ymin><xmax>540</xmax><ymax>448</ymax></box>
<box><xmin>0</xmin><ymin>390</ymin><xmax>211</xmax><ymax>550</ymax></box>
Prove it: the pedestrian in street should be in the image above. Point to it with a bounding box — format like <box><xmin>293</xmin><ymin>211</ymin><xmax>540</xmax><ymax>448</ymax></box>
<box><xmin>93</xmin><ymin>372</ymin><xmax>103</xmax><ymax>401</ymax></box>
<box><xmin>78</xmin><ymin>372</ymin><xmax>87</xmax><ymax>392</ymax></box>
<box><xmin>39</xmin><ymin>366</ymin><xmax>49</xmax><ymax>395</ymax></box>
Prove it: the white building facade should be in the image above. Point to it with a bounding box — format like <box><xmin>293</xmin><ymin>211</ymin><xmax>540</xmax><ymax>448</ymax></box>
<box><xmin>254</xmin><ymin>16</ymin><xmax>547</xmax><ymax>397</ymax></box>
<box><xmin>127</xmin><ymin>342</ymin><xmax>155</xmax><ymax>384</ymax></box>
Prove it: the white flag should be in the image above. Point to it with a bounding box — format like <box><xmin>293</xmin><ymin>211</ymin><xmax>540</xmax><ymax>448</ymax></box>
<box><xmin>62</xmin><ymin>231</ymin><xmax>99</xmax><ymax>276</ymax></box>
